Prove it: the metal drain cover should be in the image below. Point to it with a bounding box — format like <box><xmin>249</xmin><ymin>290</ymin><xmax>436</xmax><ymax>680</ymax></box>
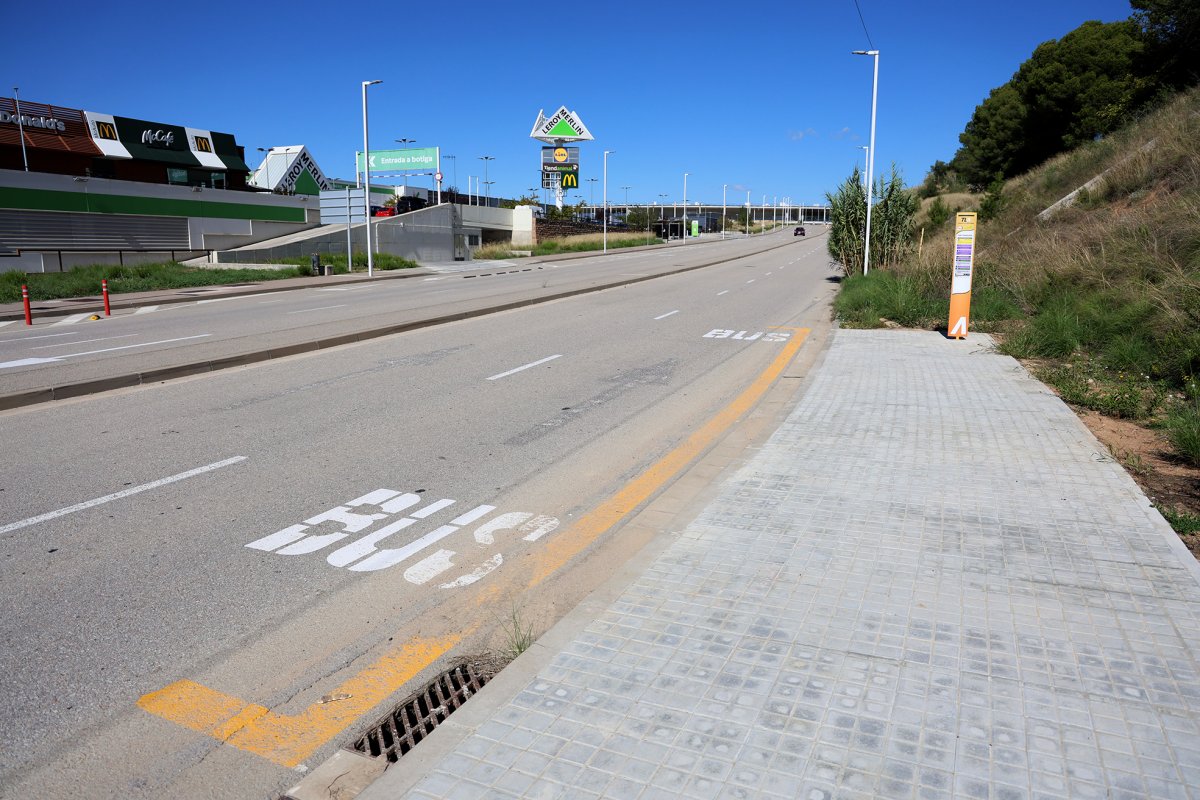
<box><xmin>351</xmin><ymin>661</ymin><xmax>491</xmax><ymax>762</ymax></box>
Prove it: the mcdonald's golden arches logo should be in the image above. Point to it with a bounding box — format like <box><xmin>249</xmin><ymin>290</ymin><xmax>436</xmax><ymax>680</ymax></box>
<box><xmin>194</xmin><ymin>136</ymin><xmax>212</xmax><ymax>153</ymax></box>
<box><xmin>95</xmin><ymin>121</ymin><xmax>118</xmax><ymax>140</ymax></box>
<box><xmin>561</xmin><ymin>172</ymin><xmax>578</xmax><ymax>189</ymax></box>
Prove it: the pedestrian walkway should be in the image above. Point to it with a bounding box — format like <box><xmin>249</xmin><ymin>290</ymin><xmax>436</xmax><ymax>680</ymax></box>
<box><xmin>359</xmin><ymin>330</ymin><xmax>1200</xmax><ymax>800</ymax></box>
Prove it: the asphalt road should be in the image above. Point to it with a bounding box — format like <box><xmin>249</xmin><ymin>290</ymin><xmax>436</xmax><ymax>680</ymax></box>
<box><xmin>0</xmin><ymin>231</ymin><xmax>837</xmax><ymax>799</ymax></box>
<box><xmin>0</xmin><ymin>233</ymin><xmax>804</xmax><ymax>399</ymax></box>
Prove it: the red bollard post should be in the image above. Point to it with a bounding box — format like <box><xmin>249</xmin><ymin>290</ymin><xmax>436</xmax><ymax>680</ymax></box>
<box><xmin>22</xmin><ymin>284</ymin><xmax>32</xmax><ymax>326</ymax></box>
<box><xmin>102</xmin><ymin>279</ymin><xmax>111</xmax><ymax>316</ymax></box>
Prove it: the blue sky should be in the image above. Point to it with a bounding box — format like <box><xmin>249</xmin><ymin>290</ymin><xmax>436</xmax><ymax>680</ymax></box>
<box><xmin>3</xmin><ymin>0</ymin><xmax>1135</xmax><ymax>208</ymax></box>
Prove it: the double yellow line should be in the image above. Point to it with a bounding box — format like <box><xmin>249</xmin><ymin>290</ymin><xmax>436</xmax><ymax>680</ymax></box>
<box><xmin>138</xmin><ymin>327</ymin><xmax>810</xmax><ymax>766</ymax></box>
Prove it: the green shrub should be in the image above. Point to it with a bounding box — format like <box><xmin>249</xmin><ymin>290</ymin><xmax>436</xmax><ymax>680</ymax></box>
<box><xmin>926</xmin><ymin>196</ymin><xmax>951</xmax><ymax>229</ymax></box>
<box><xmin>1156</xmin><ymin>505</ymin><xmax>1200</xmax><ymax>535</ymax></box>
<box><xmin>1164</xmin><ymin>400</ymin><xmax>1200</xmax><ymax>466</ymax></box>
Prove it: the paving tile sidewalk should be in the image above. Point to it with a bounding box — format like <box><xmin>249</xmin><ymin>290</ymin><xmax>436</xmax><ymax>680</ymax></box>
<box><xmin>360</xmin><ymin>330</ymin><xmax>1200</xmax><ymax>800</ymax></box>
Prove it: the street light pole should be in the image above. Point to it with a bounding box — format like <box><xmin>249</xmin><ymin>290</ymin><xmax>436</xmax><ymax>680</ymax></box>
<box><xmin>745</xmin><ymin>190</ymin><xmax>750</xmax><ymax>235</ymax></box>
<box><xmin>722</xmin><ymin>184</ymin><xmax>727</xmax><ymax>239</ymax></box>
<box><xmin>603</xmin><ymin>150</ymin><xmax>613</xmax><ymax>253</ymax></box>
<box><xmin>853</xmin><ymin>49</ymin><xmax>879</xmax><ymax>275</ymax></box>
<box><xmin>257</xmin><ymin>147</ymin><xmax>272</xmax><ymax>190</ymax></box>
<box><xmin>361</xmin><ymin>79</ymin><xmax>382</xmax><ymax>277</ymax></box>
<box><xmin>445</xmin><ymin>154</ymin><xmax>457</xmax><ymax>200</ymax></box>
<box><xmin>586</xmin><ymin>177</ymin><xmax>597</xmax><ymax>208</ymax></box>
<box><xmin>682</xmin><ymin>172</ymin><xmax>689</xmax><ymax>239</ymax></box>
<box><xmin>478</xmin><ymin>155</ymin><xmax>494</xmax><ymax>206</ymax></box>
<box><xmin>658</xmin><ymin>194</ymin><xmax>668</xmax><ymax>220</ymax></box>
<box><xmin>395</xmin><ymin>138</ymin><xmax>415</xmax><ymax>191</ymax></box>
<box><xmin>858</xmin><ymin>145</ymin><xmax>869</xmax><ymax>190</ymax></box>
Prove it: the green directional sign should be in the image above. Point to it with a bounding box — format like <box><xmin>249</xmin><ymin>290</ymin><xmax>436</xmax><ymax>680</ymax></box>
<box><xmin>356</xmin><ymin>147</ymin><xmax>438</xmax><ymax>172</ymax></box>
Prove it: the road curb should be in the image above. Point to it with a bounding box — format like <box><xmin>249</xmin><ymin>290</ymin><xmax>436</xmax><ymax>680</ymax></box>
<box><xmin>0</xmin><ymin>235</ymin><xmax>812</xmax><ymax>411</ymax></box>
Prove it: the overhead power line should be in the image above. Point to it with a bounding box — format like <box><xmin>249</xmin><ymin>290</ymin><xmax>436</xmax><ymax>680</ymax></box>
<box><xmin>852</xmin><ymin>0</ymin><xmax>876</xmax><ymax>50</ymax></box>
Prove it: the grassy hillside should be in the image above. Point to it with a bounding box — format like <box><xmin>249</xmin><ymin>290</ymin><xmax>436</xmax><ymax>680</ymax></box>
<box><xmin>835</xmin><ymin>87</ymin><xmax>1200</xmax><ymax>537</ymax></box>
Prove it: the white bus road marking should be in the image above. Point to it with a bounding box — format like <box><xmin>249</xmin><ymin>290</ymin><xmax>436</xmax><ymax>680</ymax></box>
<box><xmin>244</xmin><ymin>488</ymin><xmax>558</xmax><ymax>586</ymax></box>
<box><xmin>653</xmin><ymin>310</ymin><xmax>680</xmax><ymax>320</ymax></box>
<box><xmin>703</xmin><ymin>328</ymin><xmax>792</xmax><ymax>342</ymax></box>
<box><xmin>487</xmin><ymin>354</ymin><xmax>562</xmax><ymax>381</ymax></box>
<box><xmin>52</xmin><ymin>313</ymin><xmax>92</xmax><ymax>326</ymax></box>
<box><xmin>0</xmin><ymin>456</ymin><xmax>248</xmax><ymax>536</ymax></box>
<box><xmin>31</xmin><ymin>334</ymin><xmax>138</xmax><ymax>350</ymax></box>
<box><xmin>287</xmin><ymin>305</ymin><xmax>347</xmax><ymax>315</ymax></box>
<box><xmin>133</xmin><ymin>306</ymin><xmax>160</xmax><ymax>315</ymax></box>
<box><xmin>0</xmin><ymin>334</ymin><xmax>213</xmax><ymax>369</ymax></box>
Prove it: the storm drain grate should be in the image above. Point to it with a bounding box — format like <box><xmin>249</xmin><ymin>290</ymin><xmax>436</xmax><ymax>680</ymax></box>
<box><xmin>351</xmin><ymin>662</ymin><xmax>490</xmax><ymax>762</ymax></box>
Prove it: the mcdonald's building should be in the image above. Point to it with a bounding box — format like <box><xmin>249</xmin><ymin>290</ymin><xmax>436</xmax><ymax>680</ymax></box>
<box><xmin>0</xmin><ymin>96</ymin><xmax>251</xmax><ymax>189</ymax></box>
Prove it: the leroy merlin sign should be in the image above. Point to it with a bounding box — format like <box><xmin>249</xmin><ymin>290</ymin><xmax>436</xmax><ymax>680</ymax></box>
<box><xmin>529</xmin><ymin>106</ymin><xmax>593</xmax><ymax>143</ymax></box>
<box><xmin>357</xmin><ymin>147</ymin><xmax>438</xmax><ymax>172</ymax></box>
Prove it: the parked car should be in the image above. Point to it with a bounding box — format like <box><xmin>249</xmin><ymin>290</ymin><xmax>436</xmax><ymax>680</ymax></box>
<box><xmin>794</xmin><ymin>226</ymin><xmax>806</xmax><ymax>236</ymax></box>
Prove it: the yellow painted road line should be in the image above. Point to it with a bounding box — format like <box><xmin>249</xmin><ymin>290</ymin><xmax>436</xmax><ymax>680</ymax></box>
<box><xmin>138</xmin><ymin>326</ymin><xmax>810</xmax><ymax>765</ymax></box>
<box><xmin>138</xmin><ymin>634</ymin><xmax>461</xmax><ymax>767</ymax></box>
<box><xmin>528</xmin><ymin>326</ymin><xmax>810</xmax><ymax>588</ymax></box>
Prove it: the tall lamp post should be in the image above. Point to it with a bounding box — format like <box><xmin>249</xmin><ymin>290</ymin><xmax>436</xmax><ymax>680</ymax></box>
<box><xmin>395</xmin><ymin>138</ymin><xmax>416</xmax><ymax>191</ymax></box>
<box><xmin>256</xmin><ymin>147</ymin><xmax>273</xmax><ymax>190</ymax></box>
<box><xmin>444</xmin><ymin>154</ymin><xmax>457</xmax><ymax>200</ymax></box>
<box><xmin>603</xmin><ymin>150</ymin><xmax>613</xmax><ymax>253</ymax></box>
<box><xmin>682</xmin><ymin>172</ymin><xmax>689</xmax><ymax>239</ymax></box>
<box><xmin>361</xmin><ymin>79</ymin><xmax>383</xmax><ymax>277</ymax></box>
<box><xmin>478</xmin><ymin>155</ymin><xmax>494</xmax><ymax>206</ymax></box>
<box><xmin>853</xmin><ymin>49</ymin><xmax>879</xmax><ymax>275</ymax></box>
<box><xmin>657</xmin><ymin>194</ymin><xmax>668</xmax><ymax>220</ymax></box>
<box><xmin>722</xmin><ymin>184</ymin><xmax>727</xmax><ymax>239</ymax></box>
<box><xmin>587</xmin><ymin>177</ymin><xmax>597</xmax><ymax>208</ymax></box>
<box><xmin>621</xmin><ymin>185</ymin><xmax>631</xmax><ymax>220</ymax></box>
<box><xmin>745</xmin><ymin>190</ymin><xmax>751</xmax><ymax>235</ymax></box>
<box><xmin>858</xmin><ymin>145</ymin><xmax>869</xmax><ymax>190</ymax></box>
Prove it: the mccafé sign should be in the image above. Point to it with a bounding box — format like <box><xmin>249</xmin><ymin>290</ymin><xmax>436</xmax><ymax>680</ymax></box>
<box><xmin>0</xmin><ymin>110</ymin><xmax>67</xmax><ymax>132</ymax></box>
<box><xmin>141</xmin><ymin>129</ymin><xmax>176</xmax><ymax>147</ymax></box>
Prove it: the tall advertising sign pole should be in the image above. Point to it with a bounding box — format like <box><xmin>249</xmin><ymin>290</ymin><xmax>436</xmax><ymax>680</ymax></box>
<box><xmin>530</xmin><ymin>105</ymin><xmax>594</xmax><ymax>218</ymax></box>
<box><xmin>947</xmin><ymin>212</ymin><xmax>978</xmax><ymax>339</ymax></box>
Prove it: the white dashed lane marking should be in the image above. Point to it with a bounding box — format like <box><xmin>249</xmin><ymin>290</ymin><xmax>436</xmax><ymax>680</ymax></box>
<box><xmin>31</xmin><ymin>334</ymin><xmax>138</xmax><ymax>350</ymax></box>
<box><xmin>487</xmin><ymin>354</ymin><xmax>562</xmax><ymax>381</ymax></box>
<box><xmin>287</xmin><ymin>305</ymin><xmax>347</xmax><ymax>315</ymax></box>
<box><xmin>654</xmin><ymin>310</ymin><xmax>680</xmax><ymax>320</ymax></box>
<box><xmin>0</xmin><ymin>456</ymin><xmax>248</xmax><ymax>536</ymax></box>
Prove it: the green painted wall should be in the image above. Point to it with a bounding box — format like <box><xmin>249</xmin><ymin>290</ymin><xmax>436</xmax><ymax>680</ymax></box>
<box><xmin>0</xmin><ymin>186</ymin><xmax>306</xmax><ymax>223</ymax></box>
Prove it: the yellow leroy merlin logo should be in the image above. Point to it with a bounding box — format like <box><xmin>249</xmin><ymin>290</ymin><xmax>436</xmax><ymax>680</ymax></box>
<box><xmin>94</xmin><ymin>121</ymin><xmax>117</xmax><ymax>140</ymax></box>
<box><xmin>194</xmin><ymin>136</ymin><xmax>212</xmax><ymax>153</ymax></box>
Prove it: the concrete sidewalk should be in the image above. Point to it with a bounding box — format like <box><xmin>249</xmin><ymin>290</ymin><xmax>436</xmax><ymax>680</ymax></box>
<box><xmin>356</xmin><ymin>330</ymin><xmax>1200</xmax><ymax>800</ymax></box>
